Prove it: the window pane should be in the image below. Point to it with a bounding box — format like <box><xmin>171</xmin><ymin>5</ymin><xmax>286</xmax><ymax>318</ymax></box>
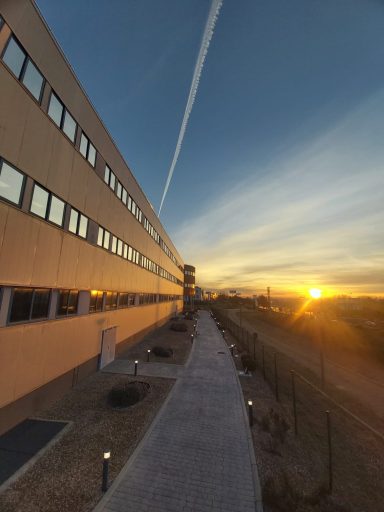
<box><xmin>57</xmin><ymin>289</ymin><xmax>69</xmax><ymax>316</ymax></box>
<box><xmin>22</xmin><ymin>59</ymin><xmax>44</xmax><ymax>101</ymax></box>
<box><xmin>80</xmin><ymin>133</ymin><xmax>88</xmax><ymax>158</ymax></box>
<box><xmin>87</xmin><ymin>143</ymin><xmax>96</xmax><ymax>167</ymax></box>
<box><xmin>123</xmin><ymin>243</ymin><xmax>128</xmax><ymax>259</ymax></box>
<box><xmin>117</xmin><ymin>239</ymin><xmax>123</xmax><ymax>256</ymax></box>
<box><xmin>128</xmin><ymin>246</ymin><xmax>132</xmax><ymax>261</ymax></box>
<box><xmin>128</xmin><ymin>196</ymin><xmax>132</xmax><ymax>211</ymax></box>
<box><xmin>67</xmin><ymin>290</ymin><xmax>78</xmax><ymax>315</ymax></box>
<box><xmin>48</xmin><ymin>92</ymin><xmax>63</xmax><ymax>127</ymax></box>
<box><xmin>89</xmin><ymin>290</ymin><xmax>99</xmax><ymax>313</ymax></box>
<box><xmin>122</xmin><ymin>188</ymin><xmax>127</xmax><ymax>205</ymax></box>
<box><xmin>78</xmin><ymin>215</ymin><xmax>88</xmax><ymax>238</ymax></box>
<box><xmin>30</xmin><ymin>184</ymin><xmax>49</xmax><ymax>218</ymax></box>
<box><xmin>0</xmin><ymin>161</ymin><xmax>24</xmax><ymax>205</ymax></box>
<box><xmin>9</xmin><ymin>288</ymin><xmax>33</xmax><ymax>322</ymax></box>
<box><xmin>48</xmin><ymin>195</ymin><xmax>65</xmax><ymax>226</ymax></box>
<box><xmin>97</xmin><ymin>227</ymin><xmax>104</xmax><ymax>247</ymax></box>
<box><xmin>111</xmin><ymin>236</ymin><xmax>117</xmax><ymax>253</ymax></box>
<box><xmin>104</xmin><ymin>165</ymin><xmax>110</xmax><ymax>184</ymax></box>
<box><xmin>110</xmin><ymin>172</ymin><xmax>115</xmax><ymax>191</ymax></box>
<box><xmin>69</xmin><ymin>208</ymin><xmax>79</xmax><ymax>234</ymax></box>
<box><xmin>62</xmin><ymin>110</ymin><xmax>77</xmax><ymax>142</ymax></box>
<box><xmin>31</xmin><ymin>289</ymin><xmax>50</xmax><ymax>319</ymax></box>
<box><xmin>103</xmin><ymin>231</ymin><xmax>110</xmax><ymax>250</ymax></box>
<box><xmin>2</xmin><ymin>37</ymin><xmax>26</xmax><ymax>78</ymax></box>
<box><xmin>116</xmin><ymin>182</ymin><xmax>122</xmax><ymax>199</ymax></box>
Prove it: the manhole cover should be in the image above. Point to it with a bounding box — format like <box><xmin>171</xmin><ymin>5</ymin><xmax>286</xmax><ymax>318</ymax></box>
<box><xmin>217</xmin><ymin>351</ymin><xmax>225</xmax><ymax>354</ymax></box>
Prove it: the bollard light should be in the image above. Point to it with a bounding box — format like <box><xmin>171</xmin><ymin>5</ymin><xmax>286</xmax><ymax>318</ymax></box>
<box><xmin>230</xmin><ymin>344</ymin><xmax>235</xmax><ymax>356</ymax></box>
<box><xmin>190</xmin><ymin>334</ymin><xmax>194</xmax><ymax>344</ymax></box>
<box><xmin>147</xmin><ymin>349</ymin><xmax>151</xmax><ymax>362</ymax></box>
<box><xmin>134</xmin><ymin>360</ymin><xmax>138</xmax><ymax>376</ymax></box>
<box><xmin>248</xmin><ymin>400</ymin><xmax>253</xmax><ymax>427</ymax></box>
<box><xmin>102</xmin><ymin>451</ymin><xmax>110</xmax><ymax>492</ymax></box>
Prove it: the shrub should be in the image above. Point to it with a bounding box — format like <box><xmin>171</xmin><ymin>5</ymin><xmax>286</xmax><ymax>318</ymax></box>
<box><xmin>152</xmin><ymin>345</ymin><xmax>173</xmax><ymax>358</ymax></box>
<box><xmin>170</xmin><ymin>322</ymin><xmax>188</xmax><ymax>332</ymax></box>
<box><xmin>241</xmin><ymin>354</ymin><xmax>257</xmax><ymax>372</ymax></box>
<box><xmin>108</xmin><ymin>381</ymin><xmax>149</xmax><ymax>408</ymax></box>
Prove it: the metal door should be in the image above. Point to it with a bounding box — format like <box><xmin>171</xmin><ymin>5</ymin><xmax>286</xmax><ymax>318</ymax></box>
<box><xmin>99</xmin><ymin>326</ymin><xmax>117</xmax><ymax>369</ymax></box>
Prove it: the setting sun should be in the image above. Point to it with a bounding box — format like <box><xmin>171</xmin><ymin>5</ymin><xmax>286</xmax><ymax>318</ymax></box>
<box><xmin>309</xmin><ymin>288</ymin><xmax>322</xmax><ymax>299</ymax></box>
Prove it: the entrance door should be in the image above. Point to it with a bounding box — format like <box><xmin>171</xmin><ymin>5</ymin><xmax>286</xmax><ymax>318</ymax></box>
<box><xmin>99</xmin><ymin>326</ymin><xmax>117</xmax><ymax>369</ymax></box>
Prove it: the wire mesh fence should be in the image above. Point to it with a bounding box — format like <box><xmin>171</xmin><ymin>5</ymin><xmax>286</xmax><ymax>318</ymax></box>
<box><xmin>211</xmin><ymin>307</ymin><xmax>384</xmax><ymax>511</ymax></box>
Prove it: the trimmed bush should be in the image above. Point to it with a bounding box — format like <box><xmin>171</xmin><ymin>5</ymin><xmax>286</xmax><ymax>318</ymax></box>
<box><xmin>108</xmin><ymin>381</ymin><xmax>149</xmax><ymax>408</ymax></box>
<box><xmin>241</xmin><ymin>354</ymin><xmax>257</xmax><ymax>372</ymax></box>
<box><xmin>170</xmin><ymin>322</ymin><xmax>188</xmax><ymax>332</ymax></box>
<box><xmin>152</xmin><ymin>346</ymin><xmax>173</xmax><ymax>358</ymax></box>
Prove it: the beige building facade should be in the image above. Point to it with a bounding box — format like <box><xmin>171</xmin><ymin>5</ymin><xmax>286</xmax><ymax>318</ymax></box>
<box><xmin>0</xmin><ymin>1</ymin><xmax>184</xmax><ymax>434</ymax></box>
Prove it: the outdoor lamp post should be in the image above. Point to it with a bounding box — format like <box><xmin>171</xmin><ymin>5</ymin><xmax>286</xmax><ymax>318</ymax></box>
<box><xmin>102</xmin><ymin>451</ymin><xmax>110</xmax><ymax>492</ymax></box>
<box><xmin>147</xmin><ymin>349</ymin><xmax>151</xmax><ymax>362</ymax></box>
<box><xmin>134</xmin><ymin>360</ymin><xmax>138</xmax><ymax>376</ymax></box>
<box><xmin>248</xmin><ymin>400</ymin><xmax>253</xmax><ymax>427</ymax></box>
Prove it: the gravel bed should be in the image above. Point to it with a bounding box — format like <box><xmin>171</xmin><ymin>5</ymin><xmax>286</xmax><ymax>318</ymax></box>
<box><xmin>0</xmin><ymin>372</ymin><xmax>173</xmax><ymax>512</ymax></box>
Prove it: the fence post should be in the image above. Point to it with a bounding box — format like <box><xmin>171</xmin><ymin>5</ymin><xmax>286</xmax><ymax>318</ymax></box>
<box><xmin>326</xmin><ymin>410</ymin><xmax>333</xmax><ymax>493</ymax></box>
<box><xmin>291</xmin><ymin>370</ymin><xmax>298</xmax><ymax>436</ymax></box>
<box><xmin>262</xmin><ymin>344</ymin><xmax>266</xmax><ymax>380</ymax></box>
<box><xmin>274</xmin><ymin>352</ymin><xmax>279</xmax><ymax>401</ymax></box>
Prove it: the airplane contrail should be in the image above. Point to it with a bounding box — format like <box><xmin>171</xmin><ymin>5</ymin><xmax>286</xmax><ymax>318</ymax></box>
<box><xmin>158</xmin><ymin>0</ymin><xmax>223</xmax><ymax>216</ymax></box>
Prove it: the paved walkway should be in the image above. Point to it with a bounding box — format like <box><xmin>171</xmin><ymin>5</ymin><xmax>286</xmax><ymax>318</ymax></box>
<box><xmin>95</xmin><ymin>311</ymin><xmax>263</xmax><ymax>512</ymax></box>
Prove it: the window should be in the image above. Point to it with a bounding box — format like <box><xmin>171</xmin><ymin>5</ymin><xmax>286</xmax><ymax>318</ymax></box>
<box><xmin>9</xmin><ymin>287</ymin><xmax>50</xmax><ymax>323</ymax></box>
<box><xmin>116</xmin><ymin>181</ymin><xmax>122</xmax><ymax>200</ymax></box>
<box><xmin>123</xmin><ymin>243</ymin><xmax>128</xmax><ymax>259</ymax></box>
<box><xmin>2</xmin><ymin>36</ymin><xmax>26</xmax><ymax>78</ymax></box>
<box><xmin>111</xmin><ymin>236</ymin><xmax>117</xmax><ymax>254</ymax></box>
<box><xmin>0</xmin><ymin>16</ymin><xmax>4</xmax><ymax>31</ymax></box>
<box><xmin>128</xmin><ymin>246</ymin><xmax>133</xmax><ymax>261</ymax></box>
<box><xmin>22</xmin><ymin>59</ymin><xmax>44</xmax><ymax>101</ymax></box>
<box><xmin>48</xmin><ymin>92</ymin><xmax>77</xmax><ymax>143</ymax></box>
<box><xmin>68</xmin><ymin>207</ymin><xmax>88</xmax><ymax>238</ymax></box>
<box><xmin>127</xmin><ymin>196</ymin><xmax>132</xmax><ymax>211</ymax></box>
<box><xmin>80</xmin><ymin>132</ymin><xmax>96</xmax><ymax>167</ymax></box>
<box><xmin>122</xmin><ymin>188</ymin><xmax>127</xmax><ymax>205</ymax></box>
<box><xmin>117</xmin><ymin>239</ymin><xmax>123</xmax><ymax>256</ymax></box>
<box><xmin>97</xmin><ymin>227</ymin><xmax>110</xmax><ymax>249</ymax></box>
<box><xmin>104</xmin><ymin>165</ymin><xmax>116</xmax><ymax>191</ymax></box>
<box><xmin>48</xmin><ymin>195</ymin><xmax>65</xmax><ymax>226</ymax></box>
<box><xmin>118</xmin><ymin>292</ymin><xmax>129</xmax><ymax>308</ymax></box>
<box><xmin>30</xmin><ymin>184</ymin><xmax>65</xmax><ymax>226</ymax></box>
<box><xmin>105</xmin><ymin>291</ymin><xmax>118</xmax><ymax>311</ymax></box>
<box><xmin>30</xmin><ymin>184</ymin><xmax>49</xmax><ymax>218</ymax></box>
<box><xmin>57</xmin><ymin>289</ymin><xmax>78</xmax><ymax>316</ymax></box>
<box><xmin>0</xmin><ymin>160</ymin><xmax>25</xmax><ymax>205</ymax></box>
<box><xmin>89</xmin><ymin>290</ymin><xmax>103</xmax><ymax>313</ymax></box>
<box><xmin>62</xmin><ymin>111</ymin><xmax>77</xmax><ymax>142</ymax></box>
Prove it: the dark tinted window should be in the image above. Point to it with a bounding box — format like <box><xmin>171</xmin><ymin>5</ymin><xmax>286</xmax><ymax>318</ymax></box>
<box><xmin>57</xmin><ymin>289</ymin><xmax>78</xmax><ymax>316</ymax></box>
<box><xmin>105</xmin><ymin>291</ymin><xmax>118</xmax><ymax>311</ymax></box>
<box><xmin>2</xmin><ymin>36</ymin><xmax>26</xmax><ymax>78</ymax></box>
<box><xmin>89</xmin><ymin>290</ymin><xmax>103</xmax><ymax>313</ymax></box>
<box><xmin>118</xmin><ymin>293</ymin><xmax>128</xmax><ymax>308</ymax></box>
<box><xmin>31</xmin><ymin>289</ymin><xmax>50</xmax><ymax>319</ymax></box>
<box><xmin>9</xmin><ymin>288</ymin><xmax>33</xmax><ymax>322</ymax></box>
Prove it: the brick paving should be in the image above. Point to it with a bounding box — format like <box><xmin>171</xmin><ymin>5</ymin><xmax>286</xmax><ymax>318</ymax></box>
<box><xmin>94</xmin><ymin>310</ymin><xmax>263</xmax><ymax>512</ymax></box>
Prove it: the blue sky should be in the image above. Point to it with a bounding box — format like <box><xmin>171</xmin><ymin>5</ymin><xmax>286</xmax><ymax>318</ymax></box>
<box><xmin>36</xmin><ymin>0</ymin><xmax>384</xmax><ymax>296</ymax></box>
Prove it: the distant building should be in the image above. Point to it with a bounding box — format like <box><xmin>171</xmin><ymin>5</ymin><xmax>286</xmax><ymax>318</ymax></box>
<box><xmin>195</xmin><ymin>286</ymin><xmax>202</xmax><ymax>301</ymax></box>
<box><xmin>184</xmin><ymin>264</ymin><xmax>195</xmax><ymax>306</ymax></box>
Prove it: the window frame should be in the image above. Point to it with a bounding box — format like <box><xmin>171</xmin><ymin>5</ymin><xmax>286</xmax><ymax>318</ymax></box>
<box><xmin>57</xmin><ymin>289</ymin><xmax>79</xmax><ymax>317</ymax></box>
<box><xmin>68</xmin><ymin>207</ymin><xmax>88</xmax><ymax>239</ymax></box>
<box><xmin>0</xmin><ymin>158</ymin><xmax>26</xmax><ymax>207</ymax></box>
<box><xmin>8</xmin><ymin>287</ymin><xmax>51</xmax><ymax>324</ymax></box>
<box><xmin>29</xmin><ymin>183</ymin><xmax>65</xmax><ymax>227</ymax></box>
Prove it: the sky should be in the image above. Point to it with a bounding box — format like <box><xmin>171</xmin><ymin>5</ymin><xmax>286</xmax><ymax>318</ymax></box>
<box><xmin>36</xmin><ymin>0</ymin><xmax>384</xmax><ymax>297</ymax></box>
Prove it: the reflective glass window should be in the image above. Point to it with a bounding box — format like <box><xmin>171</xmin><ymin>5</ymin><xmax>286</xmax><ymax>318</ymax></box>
<box><xmin>111</xmin><ymin>236</ymin><xmax>117</xmax><ymax>253</ymax></box>
<box><xmin>78</xmin><ymin>214</ymin><xmax>88</xmax><ymax>238</ymax></box>
<box><xmin>0</xmin><ymin>160</ymin><xmax>24</xmax><ymax>205</ymax></box>
<box><xmin>103</xmin><ymin>230</ymin><xmax>110</xmax><ymax>250</ymax></box>
<box><xmin>2</xmin><ymin>36</ymin><xmax>26</xmax><ymax>78</ymax></box>
<box><xmin>97</xmin><ymin>227</ymin><xmax>104</xmax><ymax>246</ymax></box>
<box><xmin>63</xmin><ymin>110</ymin><xmax>77</xmax><ymax>142</ymax></box>
<box><xmin>128</xmin><ymin>246</ymin><xmax>133</xmax><ymax>261</ymax></box>
<box><xmin>48</xmin><ymin>195</ymin><xmax>65</xmax><ymax>226</ymax></box>
<box><xmin>31</xmin><ymin>289</ymin><xmax>50</xmax><ymax>319</ymax></box>
<box><xmin>30</xmin><ymin>184</ymin><xmax>49</xmax><ymax>218</ymax></box>
<box><xmin>117</xmin><ymin>239</ymin><xmax>123</xmax><ymax>256</ymax></box>
<box><xmin>122</xmin><ymin>188</ymin><xmax>127</xmax><ymax>205</ymax></box>
<box><xmin>89</xmin><ymin>290</ymin><xmax>103</xmax><ymax>313</ymax></box>
<box><xmin>123</xmin><ymin>243</ymin><xmax>128</xmax><ymax>259</ymax></box>
<box><xmin>69</xmin><ymin>208</ymin><xmax>79</xmax><ymax>234</ymax></box>
<box><xmin>48</xmin><ymin>92</ymin><xmax>64</xmax><ymax>127</ymax></box>
<box><xmin>57</xmin><ymin>289</ymin><xmax>78</xmax><ymax>316</ymax></box>
<box><xmin>87</xmin><ymin>143</ymin><xmax>96</xmax><ymax>167</ymax></box>
<box><xmin>80</xmin><ymin>133</ymin><xmax>88</xmax><ymax>158</ymax></box>
<box><xmin>109</xmin><ymin>172</ymin><xmax>116</xmax><ymax>191</ymax></box>
<box><xmin>104</xmin><ymin>165</ymin><xmax>110</xmax><ymax>184</ymax></box>
<box><xmin>9</xmin><ymin>288</ymin><xmax>33</xmax><ymax>323</ymax></box>
<box><xmin>116</xmin><ymin>182</ymin><xmax>122</xmax><ymax>199</ymax></box>
<box><xmin>22</xmin><ymin>59</ymin><xmax>44</xmax><ymax>101</ymax></box>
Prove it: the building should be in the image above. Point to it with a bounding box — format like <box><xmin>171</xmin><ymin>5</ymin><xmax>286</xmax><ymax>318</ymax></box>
<box><xmin>0</xmin><ymin>2</ymin><xmax>184</xmax><ymax>435</ymax></box>
<box><xmin>194</xmin><ymin>286</ymin><xmax>202</xmax><ymax>302</ymax></box>
<box><xmin>183</xmin><ymin>264</ymin><xmax>195</xmax><ymax>307</ymax></box>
